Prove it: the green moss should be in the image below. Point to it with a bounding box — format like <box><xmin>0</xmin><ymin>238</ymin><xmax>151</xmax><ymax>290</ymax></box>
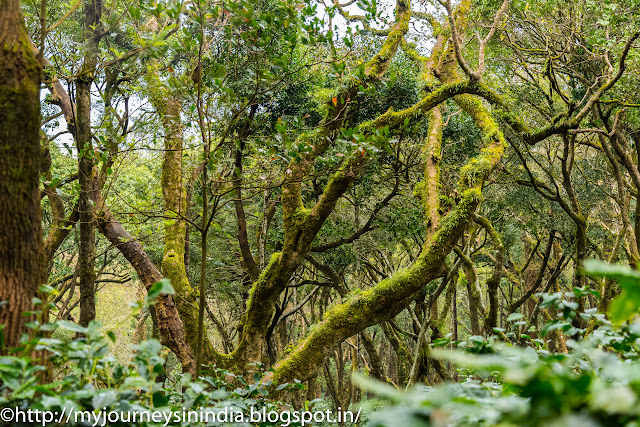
<box><xmin>290</xmin><ymin>207</ymin><xmax>309</xmax><ymax>227</ymax></box>
<box><xmin>362</xmin><ymin>0</ymin><xmax>411</xmax><ymax>80</ymax></box>
<box><xmin>459</xmin><ymin>157</ymin><xmax>491</xmax><ymax>189</ymax></box>
<box><xmin>244</xmin><ymin>252</ymin><xmax>281</xmax><ymax>307</ymax></box>
<box><xmin>439</xmin><ymin>195</ymin><xmax>454</xmax><ymax>209</ymax></box>
<box><xmin>413</xmin><ymin>181</ymin><xmax>425</xmax><ymax>198</ymax></box>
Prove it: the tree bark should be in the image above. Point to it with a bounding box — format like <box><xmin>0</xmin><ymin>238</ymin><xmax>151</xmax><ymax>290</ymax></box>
<box><xmin>233</xmin><ymin>105</ymin><xmax>260</xmax><ymax>282</ymax></box>
<box><xmin>146</xmin><ymin>84</ymin><xmax>220</xmax><ymax>366</ymax></box>
<box><xmin>360</xmin><ymin>330</ymin><xmax>387</xmax><ymax>382</ymax></box>
<box><xmin>0</xmin><ymin>0</ymin><xmax>45</xmax><ymax>349</ymax></box>
<box><xmin>76</xmin><ymin>77</ymin><xmax>97</xmax><ymax>327</ymax></box>
<box><xmin>474</xmin><ymin>215</ymin><xmax>504</xmax><ymax>333</ymax></box>
<box><xmin>75</xmin><ymin>0</ymin><xmax>103</xmax><ymax>327</ymax></box>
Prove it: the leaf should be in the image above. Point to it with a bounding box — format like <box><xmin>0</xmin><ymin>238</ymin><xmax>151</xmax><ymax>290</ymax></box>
<box><xmin>147</xmin><ymin>278</ymin><xmax>174</xmax><ymax>302</ymax></box>
<box><xmin>351</xmin><ymin>372</ymin><xmax>406</xmax><ymax>401</ymax></box>
<box><xmin>584</xmin><ymin>260</ymin><xmax>640</xmax><ymax>324</ymax></box>
<box><xmin>507</xmin><ymin>313</ymin><xmax>524</xmax><ymax>322</ymax></box>
<box><xmin>152</xmin><ymin>391</ymin><xmax>170</xmax><ymax>407</ymax></box>
<box><xmin>128</xmin><ymin>5</ymin><xmax>141</xmax><ymax>20</ymax></box>
<box><xmin>92</xmin><ymin>390</ymin><xmax>117</xmax><ymax>410</ymax></box>
<box><xmin>583</xmin><ymin>260</ymin><xmax>640</xmax><ymax>288</ymax></box>
<box><xmin>431</xmin><ymin>348</ymin><xmax>520</xmax><ymax>375</ymax></box>
<box><xmin>609</xmin><ymin>287</ymin><xmax>640</xmax><ymax>324</ymax></box>
<box><xmin>38</xmin><ymin>284</ymin><xmax>54</xmax><ymax>294</ymax></box>
<box><xmin>124</xmin><ymin>376</ymin><xmax>150</xmax><ymax>388</ymax></box>
<box><xmin>57</xmin><ymin>320</ymin><xmax>86</xmax><ymax>333</ymax></box>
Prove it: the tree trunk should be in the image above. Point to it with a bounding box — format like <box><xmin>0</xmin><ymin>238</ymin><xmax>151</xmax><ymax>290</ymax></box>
<box><xmin>75</xmin><ymin>0</ymin><xmax>102</xmax><ymax>327</ymax></box>
<box><xmin>76</xmin><ymin>78</ymin><xmax>97</xmax><ymax>327</ymax></box>
<box><xmin>0</xmin><ymin>0</ymin><xmax>44</xmax><ymax>349</ymax></box>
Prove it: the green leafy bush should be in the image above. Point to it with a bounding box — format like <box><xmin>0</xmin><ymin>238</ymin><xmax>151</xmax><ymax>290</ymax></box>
<box><xmin>0</xmin><ymin>319</ymin><xmax>293</xmax><ymax>426</ymax></box>
<box><xmin>358</xmin><ymin>261</ymin><xmax>640</xmax><ymax>427</ymax></box>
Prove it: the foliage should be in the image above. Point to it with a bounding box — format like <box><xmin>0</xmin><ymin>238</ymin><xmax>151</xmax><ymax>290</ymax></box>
<box><xmin>0</xmin><ymin>320</ymin><xmax>298</xmax><ymax>427</ymax></box>
<box><xmin>361</xmin><ymin>287</ymin><xmax>640</xmax><ymax>427</ymax></box>
<box><xmin>584</xmin><ymin>260</ymin><xmax>640</xmax><ymax>325</ymax></box>
<box><xmin>5</xmin><ymin>0</ymin><xmax>640</xmax><ymax>423</ymax></box>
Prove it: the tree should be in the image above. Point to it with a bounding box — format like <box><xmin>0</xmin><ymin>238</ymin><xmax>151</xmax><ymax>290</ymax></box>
<box><xmin>0</xmin><ymin>0</ymin><xmax>45</xmax><ymax>349</ymax></box>
<box><xmin>14</xmin><ymin>0</ymin><xmax>640</xmax><ymax>394</ymax></box>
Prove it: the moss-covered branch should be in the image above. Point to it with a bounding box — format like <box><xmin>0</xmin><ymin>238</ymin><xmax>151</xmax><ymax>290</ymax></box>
<box><xmin>270</xmin><ymin>188</ymin><xmax>481</xmax><ymax>383</ymax></box>
<box><xmin>266</xmin><ymin>1</ymin><xmax>512</xmax><ymax>382</ymax></box>
<box><xmin>236</xmin><ymin>0</ymin><xmax>414</xmax><ymax>367</ymax></box>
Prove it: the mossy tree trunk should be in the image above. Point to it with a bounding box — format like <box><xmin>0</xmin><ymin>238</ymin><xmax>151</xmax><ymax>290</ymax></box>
<box><xmin>146</xmin><ymin>80</ymin><xmax>220</xmax><ymax>368</ymax></box>
<box><xmin>75</xmin><ymin>0</ymin><xmax>103</xmax><ymax>327</ymax></box>
<box><xmin>0</xmin><ymin>0</ymin><xmax>45</xmax><ymax>349</ymax></box>
<box><xmin>268</xmin><ymin>187</ymin><xmax>484</xmax><ymax>383</ymax></box>
<box><xmin>265</xmin><ymin>0</ymin><xmax>506</xmax><ymax>384</ymax></box>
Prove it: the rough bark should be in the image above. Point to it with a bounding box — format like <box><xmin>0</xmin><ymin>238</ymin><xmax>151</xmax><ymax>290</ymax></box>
<box><xmin>0</xmin><ymin>0</ymin><xmax>45</xmax><ymax>349</ymax></box>
<box><xmin>233</xmin><ymin>106</ymin><xmax>260</xmax><ymax>282</ymax></box>
<box><xmin>455</xmin><ymin>247</ymin><xmax>483</xmax><ymax>335</ymax></box>
<box><xmin>474</xmin><ymin>215</ymin><xmax>504</xmax><ymax>333</ymax></box>
<box><xmin>360</xmin><ymin>330</ymin><xmax>387</xmax><ymax>382</ymax></box>
<box><xmin>41</xmin><ymin>140</ymin><xmax>80</xmax><ymax>265</ymax></box>
<box><xmin>75</xmin><ymin>0</ymin><xmax>103</xmax><ymax>327</ymax></box>
<box><xmin>381</xmin><ymin>322</ymin><xmax>411</xmax><ymax>385</ymax></box>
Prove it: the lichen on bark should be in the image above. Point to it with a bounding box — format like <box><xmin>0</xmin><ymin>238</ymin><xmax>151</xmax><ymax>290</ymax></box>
<box><xmin>0</xmin><ymin>0</ymin><xmax>45</xmax><ymax>351</ymax></box>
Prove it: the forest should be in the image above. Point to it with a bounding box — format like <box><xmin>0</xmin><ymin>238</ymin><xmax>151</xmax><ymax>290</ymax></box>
<box><xmin>1</xmin><ymin>0</ymin><xmax>640</xmax><ymax>425</ymax></box>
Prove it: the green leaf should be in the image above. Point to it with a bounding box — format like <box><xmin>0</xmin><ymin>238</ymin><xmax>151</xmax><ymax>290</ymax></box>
<box><xmin>507</xmin><ymin>313</ymin><xmax>524</xmax><ymax>322</ymax></box>
<box><xmin>57</xmin><ymin>320</ymin><xmax>86</xmax><ymax>333</ymax></box>
<box><xmin>585</xmin><ymin>260</ymin><xmax>640</xmax><ymax>324</ymax></box>
<box><xmin>609</xmin><ymin>287</ymin><xmax>640</xmax><ymax>324</ymax></box>
<box><xmin>147</xmin><ymin>278</ymin><xmax>174</xmax><ymax>302</ymax></box>
<box><xmin>38</xmin><ymin>284</ymin><xmax>54</xmax><ymax>294</ymax></box>
<box><xmin>584</xmin><ymin>260</ymin><xmax>640</xmax><ymax>288</ymax></box>
<box><xmin>152</xmin><ymin>391</ymin><xmax>170</xmax><ymax>407</ymax></box>
<box><xmin>128</xmin><ymin>5</ymin><xmax>141</xmax><ymax>20</ymax></box>
<box><xmin>92</xmin><ymin>390</ymin><xmax>117</xmax><ymax>409</ymax></box>
<box><xmin>351</xmin><ymin>372</ymin><xmax>406</xmax><ymax>401</ymax></box>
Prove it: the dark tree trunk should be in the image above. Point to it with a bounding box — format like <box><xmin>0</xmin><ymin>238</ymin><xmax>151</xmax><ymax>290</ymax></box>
<box><xmin>75</xmin><ymin>0</ymin><xmax>102</xmax><ymax>327</ymax></box>
<box><xmin>361</xmin><ymin>330</ymin><xmax>386</xmax><ymax>382</ymax></box>
<box><xmin>76</xmin><ymin>106</ymin><xmax>97</xmax><ymax>327</ymax></box>
<box><xmin>0</xmin><ymin>0</ymin><xmax>45</xmax><ymax>349</ymax></box>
